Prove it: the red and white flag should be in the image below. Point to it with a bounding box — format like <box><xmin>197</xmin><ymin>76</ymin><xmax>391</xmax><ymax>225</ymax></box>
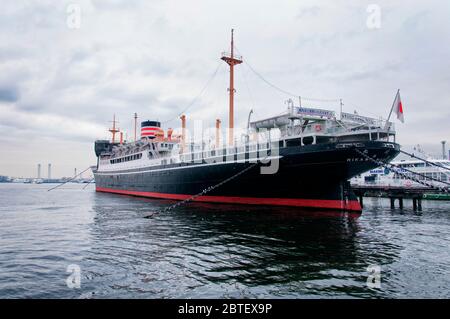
<box><xmin>393</xmin><ymin>91</ymin><xmax>404</xmax><ymax>123</ymax></box>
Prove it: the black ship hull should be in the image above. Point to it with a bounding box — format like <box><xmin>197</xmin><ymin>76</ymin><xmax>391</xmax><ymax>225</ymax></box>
<box><xmin>93</xmin><ymin>141</ymin><xmax>400</xmax><ymax>212</ymax></box>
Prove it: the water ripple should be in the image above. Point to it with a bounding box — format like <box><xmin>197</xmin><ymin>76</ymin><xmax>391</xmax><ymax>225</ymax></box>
<box><xmin>0</xmin><ymin>184</ymin><xmax>449</xmax><ymax>298</ymax></box>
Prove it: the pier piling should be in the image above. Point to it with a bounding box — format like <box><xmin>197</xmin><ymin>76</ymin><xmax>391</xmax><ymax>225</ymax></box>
<box><xmin>352</xmin><ymin>186</ymin><xmax>436</xmax><ymax>211</ymax></box>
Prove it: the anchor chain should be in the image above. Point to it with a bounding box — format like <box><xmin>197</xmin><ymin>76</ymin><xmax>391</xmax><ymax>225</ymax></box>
<box><xmin>354</xmin><ymin>148</ymin><xmax>449</xmax><ymax>193</ymax></box>
<box><xmin>399</xmin><ymin>149</ymin><xmax>450</xmax><ymax>172</ymax></box>
<box><xmin>145</xmin><ymin>153</ymin><xmax>271</xmax><ymax>218</ymax></box>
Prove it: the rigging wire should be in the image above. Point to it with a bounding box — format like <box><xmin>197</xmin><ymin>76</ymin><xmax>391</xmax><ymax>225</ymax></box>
<box><xmin>233</xmin><ymin>45</ymin><xmax>340</xmax><ymax>103</ymax></box>
<box><xmin>344</xmin><ymin>101</ymin><xmax>388</xmax><ymax>120</ymax></box>
<box><xmin>161</xmin><ymin>62</ymin><xmax>222</xmax><ymax>125</ymax></box>
<box><xmin>239</xmin><ymin>59</ymin><xmax>256</xmax><ymax>111</ymax></box>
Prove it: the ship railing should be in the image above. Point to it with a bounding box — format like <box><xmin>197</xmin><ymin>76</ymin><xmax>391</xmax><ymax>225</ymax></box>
<box><xmin>221</xmin><ymin>51</ymin><xmax>243</xmax><ymax>61</ymax></box>
<box><xmin>286</xmin><ymin>119</ymin><xmax>395</xmax><ymax>137</ymax></box>
<box><xmin>179</xmin><ymin>140</ymin><xmax>271</xmax><ymax>163</ymax></box>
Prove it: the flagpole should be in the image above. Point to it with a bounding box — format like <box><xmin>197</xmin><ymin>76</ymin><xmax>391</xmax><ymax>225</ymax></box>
<box><xmin>384</xmin><ymin>89</ymin><xmax>400</xmax><ymax>129</ymax></box>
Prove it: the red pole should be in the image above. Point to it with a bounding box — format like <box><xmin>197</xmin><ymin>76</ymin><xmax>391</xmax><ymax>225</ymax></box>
<box><xmin>180</xmin><ymin>115</ymin><xmax>186</xmax><ymax>153</ymax></box>
<box><xmin>216</xmin><ymin>119</ymin><xmax>221</xmax><ymax>148</ymax></box>
<box><xmin>221</xmin><ymin>29</ymin><xmax>242</xmax><ymax>146</ymax></box>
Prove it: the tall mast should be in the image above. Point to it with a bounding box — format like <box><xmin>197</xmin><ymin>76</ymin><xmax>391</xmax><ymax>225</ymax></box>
<box><xmin>221</xmin><ymin>29</ymin><xmax>242</xmax><ymax>145</ymax></box>
<box><xmin>109</xmin><ymin>114</ymin><xmax>120</xmax><ymax>144</ymax></box>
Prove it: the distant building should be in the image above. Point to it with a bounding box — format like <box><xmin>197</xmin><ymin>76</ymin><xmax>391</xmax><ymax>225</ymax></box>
<box><xmin>0</xmin><ymin>175</ymin><xmax>11</xmax><ymax>183</ymax></box>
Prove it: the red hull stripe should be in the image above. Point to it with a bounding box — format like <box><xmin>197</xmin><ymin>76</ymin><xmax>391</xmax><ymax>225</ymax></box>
<box><xmin>95</xmin><ymin>187</ymin><xmax>362</xmax><ymax>211</ymax></box>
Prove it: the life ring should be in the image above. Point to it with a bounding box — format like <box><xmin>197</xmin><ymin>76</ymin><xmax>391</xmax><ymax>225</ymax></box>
<box><xmin>315</xmin><ymin>124</ymin><xmax>322</xmax><ymax>132</ymax></box>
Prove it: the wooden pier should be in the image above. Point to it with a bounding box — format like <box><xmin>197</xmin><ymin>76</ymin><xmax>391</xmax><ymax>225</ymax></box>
<box><xmin>351</xmin><ymin>185</ymin><xmax>439</xmax><ymax>210</ymax></box>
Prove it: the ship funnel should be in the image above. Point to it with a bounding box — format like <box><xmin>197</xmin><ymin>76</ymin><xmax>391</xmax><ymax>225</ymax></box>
<box><xmin>167</xmin><ymin>128</ymin><xmax>173</xmax><ymax>141</ymax></box>
<box><xmin>141</xmin><ymin>120</ymin><xmax>163</xmax><ymax>139</ymax></box>
<box><xmin>216</xmin><ymin>119</ymin><xmax>221</xmax><ymax>148</ymax></box>
<box><xmin>442</xmin><ymin>141</ymin><xmax>447</xmax><ymax>160</ymax></box>
<box><xmin>180</xmin><ymin>115</ymin><xmax>186</xmax><ymax>153</ymax></box>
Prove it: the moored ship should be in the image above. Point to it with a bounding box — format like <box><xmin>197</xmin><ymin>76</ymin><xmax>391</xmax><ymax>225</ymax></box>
<box><xmin>351</xmin><ymin>157</ymin><xmax>450</xmax><ymax>190</ymax></box>
<box><xmin>92</xmin><ymin>31</ymin><xmax>400</xmax><ymax>213</ymax></box>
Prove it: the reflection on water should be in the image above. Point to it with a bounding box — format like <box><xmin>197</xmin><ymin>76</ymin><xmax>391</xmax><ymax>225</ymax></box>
<box><xmin>0</xmin><ymin>184</ymin><xmax>449</xmax><ymax>298</ymax></box>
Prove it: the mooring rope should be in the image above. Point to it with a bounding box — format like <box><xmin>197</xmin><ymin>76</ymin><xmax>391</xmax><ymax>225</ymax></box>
<box><xmin>82</xmin><ymin>179</ymin><xmax>95</xmax><ymax>190</ymax></box>
<box><xmin>353</xmin><ymin>148</ymin><xmax>449</xmax><ymax>193</ymax></box>
<box><xmin>47</xmin><ymin>166</ymin><xmax>92</xmax><ymax>191</ymax></box>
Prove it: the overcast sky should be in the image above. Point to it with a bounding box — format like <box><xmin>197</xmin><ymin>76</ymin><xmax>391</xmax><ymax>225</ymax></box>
<box><xmin>0</xmin><ymin>0</ymin><xmax>449</xmax><ymax>178</ymax></box>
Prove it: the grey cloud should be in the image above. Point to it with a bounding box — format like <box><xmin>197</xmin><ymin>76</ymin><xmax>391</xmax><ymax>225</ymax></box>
<box><xmin>0</xmin><ymin>86</ymin><xmax>20</xmax><ymax>102</ymax></box>
<box><xmin>92</xmin><ymin>0</ymin><xmax>148</xmax><ymax>11</ymax></box>
<box><xmin>0</xmin><ymin>1</ymin><xmax>449</xmax><ymax>177</ymax></box>
<box><xmin>401</xmin><ymin>11</ymin><xmax>429</xmax><ymax>32</ymax></box>
<box><xmin>296</xmin><ymin>6</ymin><xmax>321</xmax><ymax>19</ymax></box>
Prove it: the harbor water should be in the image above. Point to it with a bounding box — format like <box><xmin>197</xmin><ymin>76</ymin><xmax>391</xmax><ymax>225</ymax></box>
<box><xmin>0</xmin><ymin>183</ymin><xmax>449</xmax><ymax>298</ymax></box>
